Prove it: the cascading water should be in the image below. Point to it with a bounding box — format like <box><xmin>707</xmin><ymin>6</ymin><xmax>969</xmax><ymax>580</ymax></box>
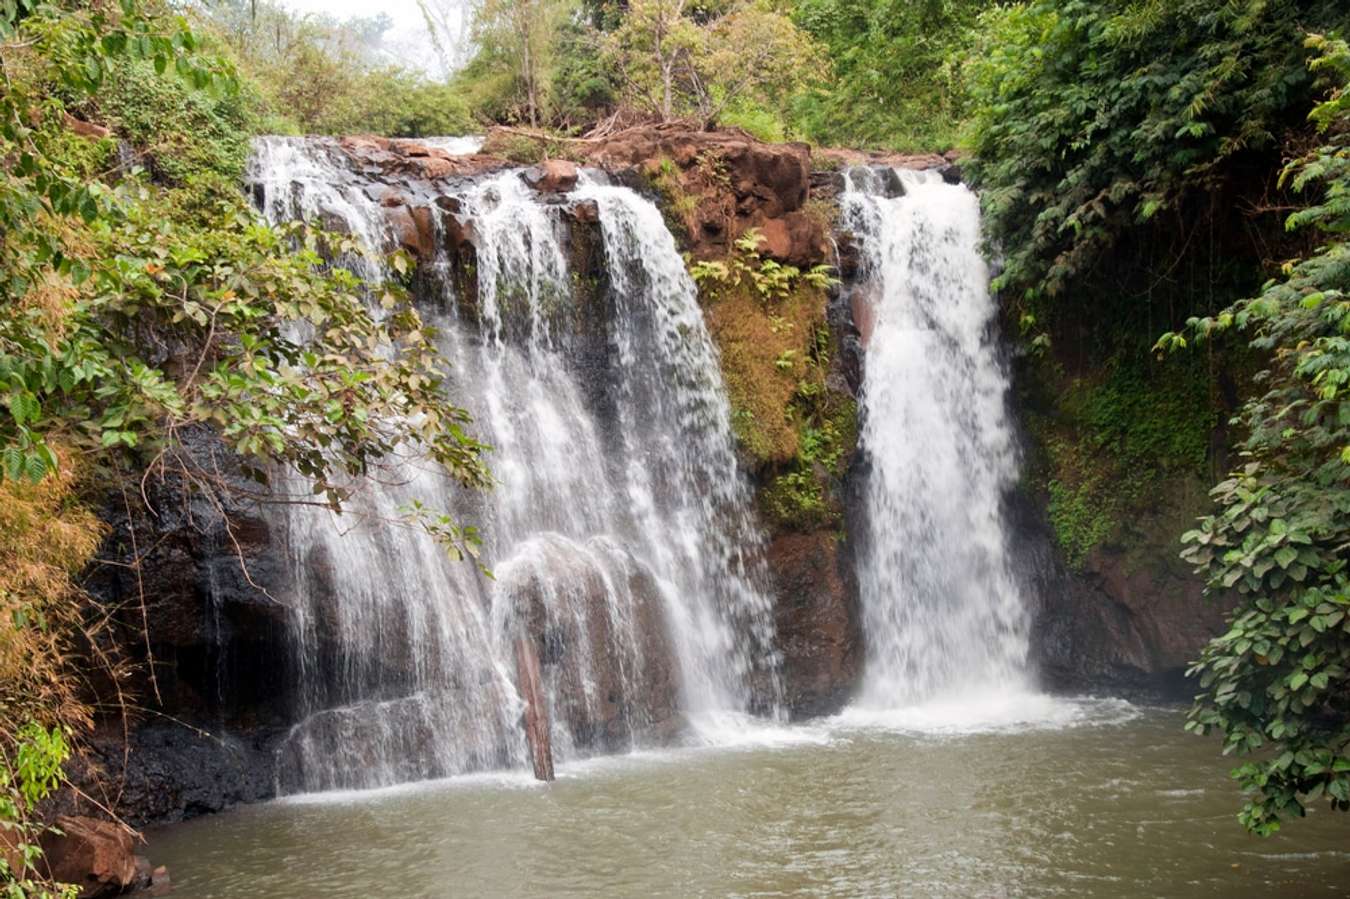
<box><xmin>245</xmin><ymin>138</ymin><xmax>780</xmax><ymax>792</ymax></box>
<box><xmin>573</xmin><ymin>177</ymin><xmax>783</xmax><ymax>726</ymax></box>
<box><xmin>842</xmin><ymin>167</ymin><xmax>1032</xmax><ymax>713</ymax></box>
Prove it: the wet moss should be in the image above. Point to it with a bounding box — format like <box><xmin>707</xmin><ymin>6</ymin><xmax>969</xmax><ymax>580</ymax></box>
<box><xmin>698</xmin><ymin>267</ymin><xmax>858</xmax><ymax>533</ymax></box>
<box><xmin>1022</xmin><ymin>353</ymin><xmax>1224</xmax><ymax>568</ymax></box>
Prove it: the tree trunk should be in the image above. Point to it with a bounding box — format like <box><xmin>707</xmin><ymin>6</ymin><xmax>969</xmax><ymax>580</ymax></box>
<box><xmin>514</xmin><ymin>636</ymin><xmax>554</xmax><ymax>781</ymax></box>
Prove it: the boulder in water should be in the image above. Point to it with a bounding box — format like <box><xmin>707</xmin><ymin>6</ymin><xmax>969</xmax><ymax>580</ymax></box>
<box><xmin>495</xmin><ymin>535</ymin><xmax>681</xmax><ymax>753</ymax></box>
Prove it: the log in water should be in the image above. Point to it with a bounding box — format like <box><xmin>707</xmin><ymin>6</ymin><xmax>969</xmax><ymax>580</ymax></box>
<box><xmin>514</xmin><ymin>637</ymin><xmax>554</xmax><ymax>782</ymax></box>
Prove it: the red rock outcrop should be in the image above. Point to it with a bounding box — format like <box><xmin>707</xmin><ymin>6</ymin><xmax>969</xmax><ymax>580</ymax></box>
<box><xmin>580</xmin><ymin>125</ymin><xmax>823</xmax><ymax>263</ymax></box>
<box><xmin>522</xmin><ymin>159</ymin><xmax>579</xmax><ymax>193</ymax></box>
<box><xmin>38</xmin><ymin>816</ymin><xmax>141</xmax><ymax>897</ymax></box>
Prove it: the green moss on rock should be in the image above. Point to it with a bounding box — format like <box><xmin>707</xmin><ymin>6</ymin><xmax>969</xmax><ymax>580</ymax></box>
<box><xmin>1024</xmin><ymin>352</ymin><xmax>1224</xmax><ymax>567</ymax></box>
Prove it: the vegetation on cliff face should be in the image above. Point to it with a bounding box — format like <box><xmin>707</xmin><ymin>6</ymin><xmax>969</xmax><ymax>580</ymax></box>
<box><xmin>1023</xmin><ymin>354</ymin><xmax>1220</xmax><ymax>567</ymax></box>
<box><xmin>686</xmin><ymin>230</ymin><xmax>854</xmax><ymax>533</ymax></box>
<box><xmin>644</xmin><ymin>150</ymin><xmax>857</xmax><ymax>535</ymax></box>
<box><xmin>968</xmin><ymin>0</ymin><xmax>1349</xmax><ymax>834</ymax></box>
<box><xmin>0</xmin><ymin>2</ymin><xmax>487</xmax><ymax>890</ymax></box>
<box><xmin>1157</xmin><ymin>35</ymin><xmax>1350</xmax><ymax>835</ymax></box>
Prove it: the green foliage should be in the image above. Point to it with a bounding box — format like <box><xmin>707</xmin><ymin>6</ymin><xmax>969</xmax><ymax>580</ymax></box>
<box><xmin>458</xmin><ymin>0</ymin><xmax>575</xmax><ymax>127</ymax></box>
<box><xmin>604</xmin><ymin>0</ymin><xmax>825</xmax><ymax>126</ymax></box>
<box><xmin>1</xmin><ymin>723</ymin><xmax>76</xmax><ymax>898</ymax></box>
<box><xmin>792</xmin><ymin>0</ymin><xmax>986</xmax><ymax>150</ymax></box>
<box><xmin>965</xmin><ymin>0</ymin><xmax>1349</xmax><ymax>314</ymax></box>
<box><xmin>97</xmin><ymin>52</ymin><xmax>259</xmax><ymax>184</ymax></box>
<box><xmin>1160</xmin><ymin>36</ymin><xmax>1350</xmax><ymax>835</ymax></box>
<box><xmin>1028</xmin><ymin>355</ymin><xmax>1218</xmax><ymax>565</ymax></box>
<box><xmin>690</xmin><ymin>228</ymin><xmax>837</xmax><ymax>302</ymax></box>
<box><xmin>1</xmin><ymin>0</ymin><xmax>487</xmax><ymax>503</ymax></box>
<box><xmin>491</xmin><ymin>133</ymin><xmax>549</xmax><ymax>164</ymax></box>
<box><xmin>549</xmin><ymin>21</ymin><xmax>616</xmax><ymax>129</ymax></box>
<box><xmin>197</xmin><ymin>1</ymin><xmax>474</xmax><ymax>137</ymax></box>
<box><xmin>1045</xmin><ymin>475</ymin><xmax>1113</xmax><ymax>567</ymax></box>
<box><xmin>717</xmin><ymin>98</ymin><xmax>786</xmax><ymax>143</ymax></box>
<box><xmin>761</xmin><ymin>394</ymin><xmax>857</xmax><ymax>531</ymax></box>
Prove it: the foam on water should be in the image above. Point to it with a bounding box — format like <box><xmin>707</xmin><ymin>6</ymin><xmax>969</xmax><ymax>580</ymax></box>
<box><xmin>833</xmin><ymin>692</ymin><xmax>1139</xmax><ymax>735</ymax></box>
<box><xmin>416</xmin><ymin>135</ymin><xmax>486</xmax><ymax>155</ymax></box>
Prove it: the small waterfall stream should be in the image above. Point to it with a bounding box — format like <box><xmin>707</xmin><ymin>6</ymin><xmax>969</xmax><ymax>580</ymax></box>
<box><xmin>246</xmin><ymin>138</ymin><xmax>781</xmax><ymax>792</ymax></box>
<box><xmin>842</xmin><ymin>168</ymin><xmax>1032</xmax><ymax>711</ymax></box>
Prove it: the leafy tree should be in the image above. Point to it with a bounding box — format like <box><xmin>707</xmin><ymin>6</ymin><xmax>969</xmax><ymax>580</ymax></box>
<box><xmin>549</xmin><ymin>19</ymin><xmax>616</xmax><ymax>129</ymax></box>
<box><xmin>792</xmin><ymin>0</ymin><xmax>988</xmax><ymax>150</ymax></box>
<box><xmin>603</xmin><ymin>0</ymin><xmax>823</xmax><ymax>127</ymax></box>
<box><xmin>468</xmin><ymin>0</ymin><xmax>575</xmax><ymax>126</ymax></box>
<box><xmin>1158</xmin><ymin>35</ymin><xmax>1350</xmax><ymax>835</ymax></box>
<box><xmin>1</xmin><ymin>2</ymin><xmax>488</xmax><ymax>890</ymax></box>
<box><xmin>965</xmin><ymin>0</ymin><xmax>1349</xmax><ymax>312</ymax></box>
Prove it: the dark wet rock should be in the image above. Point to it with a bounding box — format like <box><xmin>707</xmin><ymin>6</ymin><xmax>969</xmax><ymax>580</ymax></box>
<box><xmin>768</xmin><ymin>532</ymin><xmax>863</xmax><ymax>718</ymax></box>
<box><xmin>1006</xmin><ymin>484</ymin><xmax>1227</xmax><ymax>699</ymax></box>
<box><xmin>497</xmin><ymin>536</ymin><xmax>681</xmax><ymax>751</ymax></box>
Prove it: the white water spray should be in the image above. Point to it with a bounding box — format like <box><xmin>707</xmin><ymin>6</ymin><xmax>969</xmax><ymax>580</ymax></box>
<box><xmin>842</xmin><ymin>168</ymin><xmax>1032</xmax><ymax>716</ymax></box>
<box><xmin>245</xmin><ymin>140</ymin><xmax>781</xmax><ymax>791</ymax></box>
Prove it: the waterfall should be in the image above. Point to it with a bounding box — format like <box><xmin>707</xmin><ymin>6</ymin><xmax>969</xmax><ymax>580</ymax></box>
<box><xmin>573</xmin><ymin>178</ymin><xmax>783</xmax><ymax>725</ymax></box>
<box><xmin>245</xmin><ymin>138</ymin><xmax>780</xmax><ymax>792</ymax></box>
<box><xmin>842</xmin><ymin>167</ymin><xmax>1031</xmax><ymax>711</ymax></box>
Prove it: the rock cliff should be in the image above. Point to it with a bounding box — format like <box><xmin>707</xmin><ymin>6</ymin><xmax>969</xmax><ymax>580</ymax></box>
<box><xmin>74</xmin><ymin>127</ymin><xmax>1225</xmax><ymax>829</ymax></box>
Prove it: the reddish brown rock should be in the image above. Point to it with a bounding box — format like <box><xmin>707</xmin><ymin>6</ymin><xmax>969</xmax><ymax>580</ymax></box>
<box><xmin>523</xmin><ymin>159</ymin><xmax>579</xmax><ymax>193</ymax></box>
<box><xmin>755</xmin><ymin>211</ymin><xmax>828</xmax><ymax>267</ymax></box>
<box><xmin>567</xmin><ymin>199</ymin><xmax>600</xmax><ymax>224</ymax></box>
<box><xmin>768</xmin><ymin>532</ymin><xmax>862</xmax><ymax>717</ymax></box>
<box><xmin>580</xmin><ymin>125</ymin><xmax>814</xmax><ymax>259</ymax></box>
<box><xmin>337</xmin><ymin>135</ymin><xmax>506</xmax><ymax>181</ymax></box>
<box><xmin>39</xmin><ymin>816</ymin><xmax>137</xmax><ymax>897</ymax></box>
<box><xmin>382</xmin><ymin>204</ymin><xmax>421</xmax><ymax>258</ymax></box>
<box><xmin>409</xmin><ymin>206</ymin><xmax>438</xmax><ymax>258</ymax></box>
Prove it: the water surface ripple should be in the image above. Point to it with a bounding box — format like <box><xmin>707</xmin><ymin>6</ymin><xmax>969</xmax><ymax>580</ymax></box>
<box><xmin>149</xmin><ymin>706</ymin><xmax>1350</xmax><ymax>898</ymax></box>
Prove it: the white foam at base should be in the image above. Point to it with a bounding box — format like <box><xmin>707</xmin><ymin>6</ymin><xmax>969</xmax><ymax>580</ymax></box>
<box><xmin>833</xmin><ymin>691</ymin><xmax>1139</xmax><ymax>735</ymax></box>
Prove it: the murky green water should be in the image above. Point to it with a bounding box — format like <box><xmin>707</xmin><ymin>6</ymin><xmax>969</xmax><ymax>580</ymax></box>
<box><xmin>149</xmin><ymin>704</ymin><xmax>1350</xmax><ymax>897</ymax></box>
